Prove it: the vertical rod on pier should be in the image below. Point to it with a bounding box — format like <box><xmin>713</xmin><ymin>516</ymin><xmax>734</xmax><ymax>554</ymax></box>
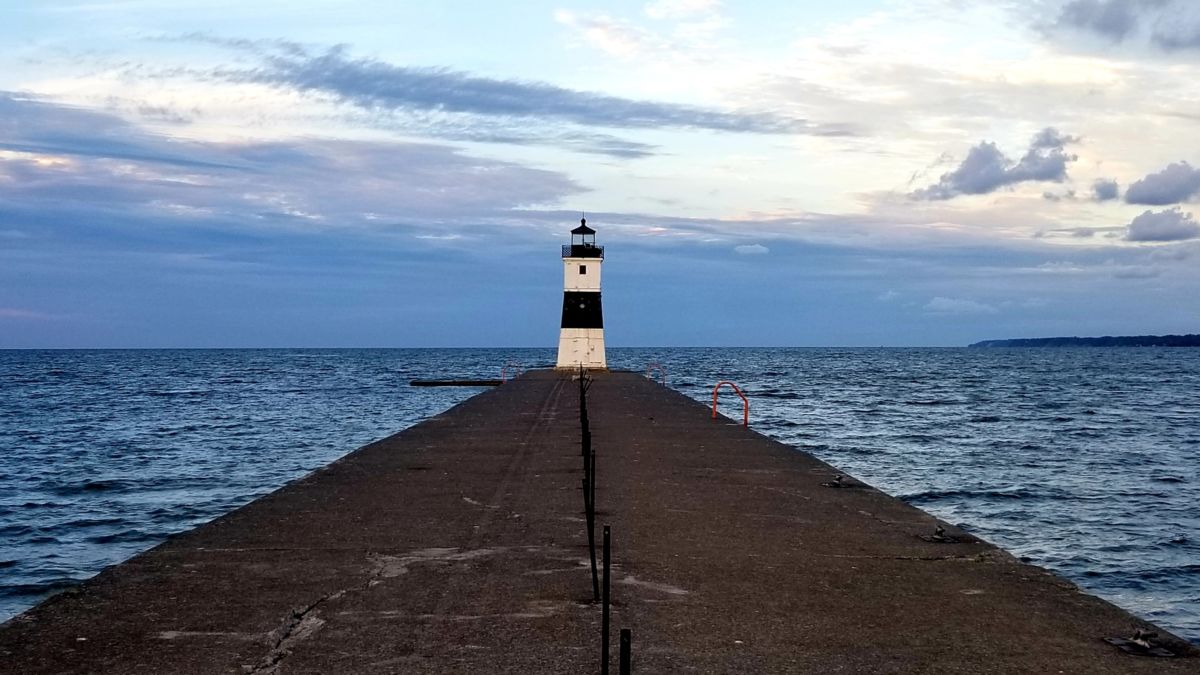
<box><xmin>579</xmin><ymin>365</ymin><xmax>600</xmax><ymax>602</ymax></box>
<box><xmin>582</xmin><ymin>431</ymin><xmax>592</xmax><ymax>512</ymax></box>
<box><xmin>619</xmin><ymin>629</ymin><xmax>631</xmax><ymax>675</ymax></box>
<box><xmin>588</xmin><ymin>441</ymin><xmax>596</xmax><ymax>515</ymax></box>
<box><xmin>601</xmin><ymin>525</ymin><xmax>612</xmax><ymax>675</ymax></box>
<box><xmin>585</xmin><ymin>478</ymin><xmax>599</xmax><ymax>601</ymax></box>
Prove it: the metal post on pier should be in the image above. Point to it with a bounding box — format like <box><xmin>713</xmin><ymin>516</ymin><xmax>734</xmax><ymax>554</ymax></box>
<box><xmin>601</xmin><ymin>525</ymin><xmax>611</xmax><ymax>675</ymax></box>
<box><xmin>619</xmin><ymin>629</ymin><xmax>631</xmax><ymax>675</ymax></box>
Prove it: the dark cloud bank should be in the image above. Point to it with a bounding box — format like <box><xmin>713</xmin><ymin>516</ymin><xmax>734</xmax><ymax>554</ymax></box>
<box><xmin>1054</xmin><ymin>0</ymin><xmax>1200</xmax><ymax>51</ymax></box>
<box><xmin>913</xmin><ymin>128</ymin><xmax>1078</xmax><ymax>200</ymax></box>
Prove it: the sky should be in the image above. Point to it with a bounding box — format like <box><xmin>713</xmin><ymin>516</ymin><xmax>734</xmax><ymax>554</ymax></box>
<box><xmin>2</xmin><ymin>0</ymin><xmax>1200</xmax><ymax>347</ymax></box>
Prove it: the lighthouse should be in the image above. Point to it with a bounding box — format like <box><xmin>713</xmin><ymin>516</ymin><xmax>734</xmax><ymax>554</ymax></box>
<box><xmin>556</xmin><ymin>218</ymin><xmax>607</xmax><ymax>370</ymax></box>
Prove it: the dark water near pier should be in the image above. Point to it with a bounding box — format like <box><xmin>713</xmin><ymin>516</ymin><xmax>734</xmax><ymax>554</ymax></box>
<box><xmin>1</xmin><ymin>348</ymin><xmax>1197</xmax><ymax>643</ymax></box>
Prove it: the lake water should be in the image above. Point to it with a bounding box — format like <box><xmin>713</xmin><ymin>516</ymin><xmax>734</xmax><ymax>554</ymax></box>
<box><xmin>1</xmin><ymin>347</ymin><xmax>1196</xmax><ymax>643</ymax></box>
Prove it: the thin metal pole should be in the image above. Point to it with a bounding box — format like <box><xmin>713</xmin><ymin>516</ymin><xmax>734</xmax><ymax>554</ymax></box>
<box><xmin>601</xmin><ymin>525</ymin><xmax>611</xmax><ymax>675</ymax></box>
<box><xmin>582</xmin><ymin>428</ymin><xmax>592</xmax><ymax>510</ymax></box>
<box><xmin>585</xmin><ymin>477</ymin><xmax>599</xmax><ymax>601</ymax></box>
<box><xmin>588</xmin><ymin>439</ymin><xmax>596</xmax><ymax>514</ymax></box>
<box><xmin>619</xmin><ymin>629</ymin><xmax>631</xmax><ymax>675</ymax></box>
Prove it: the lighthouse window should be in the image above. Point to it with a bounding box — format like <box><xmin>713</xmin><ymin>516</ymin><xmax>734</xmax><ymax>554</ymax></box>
<box><xmin>579</xmin><ymin>265</ymin><xmax>587</xmax><ymax>274</ymax></box>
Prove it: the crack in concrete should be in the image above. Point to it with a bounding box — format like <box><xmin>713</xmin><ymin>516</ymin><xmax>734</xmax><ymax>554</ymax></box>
<box><xmin>245</xmin><ymin>590</ymin><xmax>345</xmax><ymax>674</ymax></box>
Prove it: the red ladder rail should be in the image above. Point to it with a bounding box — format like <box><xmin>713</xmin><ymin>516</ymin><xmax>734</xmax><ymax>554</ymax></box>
<box><xmin>501</xmin><ymin>361</ymin><xmax>523</xmax><ymax>383</ymax></box>
<box><xmin>645</xmin><ymin>362</ymin><xmax>667</xmax><ymax>384</ymax></box>
<box><xmin>712</xmin><ymin>381</ymin><xmax>749</xmax><ymax>427</ymax></box>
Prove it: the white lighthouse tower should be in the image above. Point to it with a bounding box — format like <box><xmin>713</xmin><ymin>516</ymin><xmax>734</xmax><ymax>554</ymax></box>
<box><xmin>556</xmin><ymin>218</ymin><xmax>607</xmax><ymax>370</ymax></box>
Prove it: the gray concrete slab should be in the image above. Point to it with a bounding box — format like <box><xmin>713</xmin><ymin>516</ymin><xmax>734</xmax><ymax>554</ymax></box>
<box><xmin>0</xmin><ymin>370</ymin><xmax>1194</xmax><ymax>673</ymax></box>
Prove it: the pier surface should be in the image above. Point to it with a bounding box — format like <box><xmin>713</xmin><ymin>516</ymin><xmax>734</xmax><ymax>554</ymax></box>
<box><xmin>1</xmin><ymin>371</ymin><xmax>1194</xmax><ymax>673</ymax></box>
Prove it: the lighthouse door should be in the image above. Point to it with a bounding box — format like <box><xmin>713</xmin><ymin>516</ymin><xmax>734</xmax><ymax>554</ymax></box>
<box><xmin>583</xmin><ymin>329</ymin><xmax>607</xmax><ymax>368</ymax></box>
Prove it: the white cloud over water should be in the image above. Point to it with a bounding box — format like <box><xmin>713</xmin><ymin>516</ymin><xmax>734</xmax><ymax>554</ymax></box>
<box><xmin>924</xmin><ymin>297</ymin><xmax>999</xmax><ymax>315</ymax></box>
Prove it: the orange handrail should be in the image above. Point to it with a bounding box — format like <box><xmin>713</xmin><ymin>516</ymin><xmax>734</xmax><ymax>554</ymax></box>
<box><xmin>712</xmin><ymin>381</ymin><xmax>749</xmax><ymax>427</ymax></box>
<box><xmin>645</xmin><ymin>362</ymin><xmax>667</xmax><ymax>384</ymax></box>
<box><xmin>501</xmin><ymin>361</ymin><xmax>523</xmax><ymax>383</ymax></box>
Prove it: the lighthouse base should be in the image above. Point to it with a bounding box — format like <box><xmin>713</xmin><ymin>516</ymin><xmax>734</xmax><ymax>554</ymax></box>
<box><xmin>555</xmin><ymin>328</ymin><xmax>607</xmax><ymax>370</ymax></box>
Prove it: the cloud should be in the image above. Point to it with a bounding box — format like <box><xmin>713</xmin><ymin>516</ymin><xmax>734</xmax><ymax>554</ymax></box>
<box><xmin>1042</xmin><ymin>189</ymin><xmax>1077</xmax><ymax>202</ymax></box>
<box><xmin>1111</xmin><ymin>265</ymin><xmax>1161</xmax><ymax>278</ymax></box>
<box><xmin>0</xmin><ymin>93</ymin><xmax>237</xmax><ymax>170</ymax></box>
<box><xmin>1152</xmin><ymin>8</ymin><xmax>1200</xmax><ymax>50</ymax></box>
<box><xmin>0</xmin><ymin>308</ymin><xmax>60</xmax><ymax>320</ymax></box>
<box><xmin>1052</xmin><ymin>0</ymin><xmax>1200</xmax><ymax>51</ymax></box>
<box><xmin>1124</xmin><ymin>161</ymin><xmax>1200</xmax><ymax>204</ymax></box>
<box><xmin>733</xmin><ymin>243</ymin><xmax>769</xmax><ymax>255</ymax></box>
<box><xmin>1056</xmin><ymin>0</ymin><xmax>1146</xmax><ymax>41</ymax></box>
<box><xmin>0</xmin><ymin>93</ymin><xmax>585</xmax><ymax>228</ymax></box>
<box><xmin>923</xmin><ymin>297</ymin><xmax>998</xmax><ymax>315</ymax></box>
<box><xmin>644</xmin><ymin>0</ymin><xmax>722</xmax><ymax>19</ymax></box>
<box><xmin>1124</xmin><ymin>207</ymin><xmax>1200</xmax><ymax>241</ymax></box>
<box><xmin>555</xmin><ymin>11</ymin><xmax>660</xmax><ymax>59</ymax></box>
<box><xmin>912</xmin><ymin>128</ymin><xmax>1078</xmax><ymax>200</ymax></box>
<box><xmin>1092</xmin><ymin>178</ymin><xmax>1120</xmax><ymax>201</ymax></box>
<box><xmin>190</xmin><ymin>38</ymin><xmax>838</xmax><ymax>138</ymax></box>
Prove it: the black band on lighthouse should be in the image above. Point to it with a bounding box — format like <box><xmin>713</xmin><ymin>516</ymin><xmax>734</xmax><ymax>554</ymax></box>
<box><xmin>561</xmin><ymin>291</ymin><xmax>604</xmax><ymax>329</ymax></box>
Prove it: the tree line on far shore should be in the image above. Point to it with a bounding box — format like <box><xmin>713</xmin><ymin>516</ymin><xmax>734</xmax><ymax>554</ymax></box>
<box><xmin>969</xmin><ymin>334</ymin><xmax>1200</xmax><ymax>348</ymax></box>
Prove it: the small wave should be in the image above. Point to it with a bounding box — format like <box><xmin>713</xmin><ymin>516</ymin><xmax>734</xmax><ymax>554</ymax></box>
<box><xmin>45</xmin><ymin>517</ymin><xmax>126</xmax><ymax>531</ymax></box>
<box><xmin>901</xmin><ymin>486</ymin><xmax>1069</xmax><ymax>503</ymax></box>
<box><xmin>51</xmin><ymin>480</ymin><xmax>129</xmax><ymax>495</ymax></box>
<box><xmin>1153</xmin><ymin>476</ymin><xmax>1187</xmax><ymax>483</ymax></box>
<box><xmin>1081</xmin><ymin>563</ymin><xmax>1200</xmax><ymax>585</ymax></box>
<box><xmin>837</xmin><ymin>446</ymin><xmax>881</xmax><ymax>455</ymax></box>
<box><xmin>88</xmin><ymin>530</ymin><xmax>153</xmax><ymax>544</ymax></box>
<box><xmin>0</xmin><ymin>578</ymin><xmax>83</xmax><ymax>598</ymax></box>
<box><xmin>0</xmin><ymin>560</ymin><xmax>16</xmax><ymax>569</ymax></box>
<box><xmin>896</xmin><ymin>433</ymin><xmax>941</xmax><ymax>442</ymax></box>
<box><xmin>970</xmin><ymin>415</ymin><xmax>1002</xmax><ymax>423</ymax></box>
<box><xmin>904</xmin><ymin>399</ymin><xmax>962</xmax><ymax>406</ymax></box>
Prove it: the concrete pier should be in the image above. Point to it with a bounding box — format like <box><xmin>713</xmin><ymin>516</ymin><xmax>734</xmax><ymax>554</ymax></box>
<box><xmin>1</xmin><ymin>371</ymin><xmax>1195</xmax><ymax>673</ymax></box>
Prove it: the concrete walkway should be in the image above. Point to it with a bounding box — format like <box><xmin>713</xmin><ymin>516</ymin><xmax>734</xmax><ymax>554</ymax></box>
<box><xmin>0</xmin><ymin>371</ymin><xmax>1194</xmax><ymax>673</ymax></box>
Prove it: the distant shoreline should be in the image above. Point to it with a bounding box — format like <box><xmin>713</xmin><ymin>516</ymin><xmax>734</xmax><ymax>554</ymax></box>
<box><xmin>969</xmin><ymin>334</ymin><xmax>1200</xmax><ymax>348</ymax></box>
